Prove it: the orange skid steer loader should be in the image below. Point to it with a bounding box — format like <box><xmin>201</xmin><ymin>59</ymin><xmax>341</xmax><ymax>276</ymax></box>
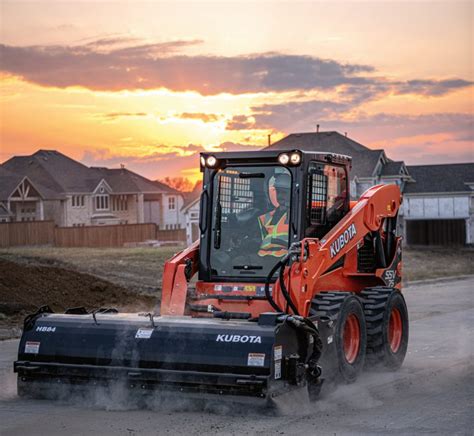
<box><xmin>15</xmin><ymin>149</ymin><xmax>408</xmax><ymax>405</ymax></box>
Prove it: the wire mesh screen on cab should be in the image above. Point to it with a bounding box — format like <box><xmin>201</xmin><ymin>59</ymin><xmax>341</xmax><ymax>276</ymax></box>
<box><xmin>218</xmin><ymin>171</ymin><xmax>254</xmax><ymax>221</ymax></box>
<box><xmin>309</xmin><ymin>170</ymin><xmax>328</xmax><ymax>225</ymax></box>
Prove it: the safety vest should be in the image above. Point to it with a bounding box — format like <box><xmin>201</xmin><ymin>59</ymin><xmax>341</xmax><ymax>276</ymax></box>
<box><xmin>258</xmin><ymin>209</ymin><xmax>289</xmax><ymax>257</ymax></box>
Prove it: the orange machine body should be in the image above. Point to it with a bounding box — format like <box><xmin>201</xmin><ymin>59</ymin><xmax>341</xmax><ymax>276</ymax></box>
<box><xmin>161</xmin><ymin>183</ymin><xmax>402</xmax><ymax>318</ymax></box>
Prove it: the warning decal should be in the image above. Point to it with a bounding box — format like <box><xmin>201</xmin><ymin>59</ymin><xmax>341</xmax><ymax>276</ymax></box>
<box><xmin>274</xmin><ymin>345</ymin><xmax>283</xmax><ymax>360</ymax></box>
<box><xmin>135</xmin><ymin>328</ymin><xmax>154</xmax><ymax>339</ymax></box>
<box><xmin>25</xmin><ymin>341</ymin><xmax>40</xmax><ymax>354</ymax></box>
<box><xmin>247</xmin><ymin>353</ymin><xmax>265</xmax><ymax>367</ymax></box>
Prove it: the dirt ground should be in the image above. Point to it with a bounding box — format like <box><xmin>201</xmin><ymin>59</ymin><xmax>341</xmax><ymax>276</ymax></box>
<box><xmin>0</xmin><ymin>246</ymin><xmax>178</xmax><ymax>294</ymax></box>
<box><xmin>0</xmin><ymin>258</ymin><xmax>156</xmax><ymax>337</ymax></box>
<box><xmin>0</xmin><ymin>245</ymin><xmax>472</xmax><ymax>289</ymax></box>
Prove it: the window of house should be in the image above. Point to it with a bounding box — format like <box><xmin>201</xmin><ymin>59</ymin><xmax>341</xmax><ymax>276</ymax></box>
<box><xmin>168</xmin><ymin>196</ymin><xmax>176</xmax><ymax>210</ymax></box>
<box><xmin>72</xmin><ymin>195</ymin><xmax>85</xmax><ymax>208</ymax></box>
<box><xmin>95</xmin><ymin>194</ymin><xmax>109</xmax><ymax>210</ymax></box>
<box><xmin>112</xmin><ymin>195</ymin><xmax>128</xmax><ymax>211</ymax></box>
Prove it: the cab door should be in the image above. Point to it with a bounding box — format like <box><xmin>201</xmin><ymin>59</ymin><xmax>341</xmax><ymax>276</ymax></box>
<box><xmin>305</xmin><ymin>162</ymin><xmax>349</xmax><ymax>238</ymax></box>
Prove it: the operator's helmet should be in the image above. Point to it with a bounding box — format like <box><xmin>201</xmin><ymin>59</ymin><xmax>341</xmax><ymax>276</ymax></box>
<box><xmin>273</xmin><ymin>172</ymin><xmax>291</xmax><ymax>207</ymax></box>
<box><xmin>274</xmin><ymin>173</ymin><xmax>291</xmax><ymax>190</ymax></box>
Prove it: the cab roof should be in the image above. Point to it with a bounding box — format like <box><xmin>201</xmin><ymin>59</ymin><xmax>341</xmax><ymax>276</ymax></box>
<box><xmin>200</xmin><ymin>149</ymin><xmax>352</xmax><ymax>167</ymax></box>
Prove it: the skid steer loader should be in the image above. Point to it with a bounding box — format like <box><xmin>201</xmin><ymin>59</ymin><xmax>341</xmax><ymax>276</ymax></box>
<box><xmin>15</xmin><ymin>149</ymin><xmax>408</xmax><ymax>404</ymax></box>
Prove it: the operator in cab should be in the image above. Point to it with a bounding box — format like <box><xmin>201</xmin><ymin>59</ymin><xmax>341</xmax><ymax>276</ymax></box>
<box><xmin>258</xmin><ymin>173</ymin><xmax>290</xmax><ymax>257</ymax></box>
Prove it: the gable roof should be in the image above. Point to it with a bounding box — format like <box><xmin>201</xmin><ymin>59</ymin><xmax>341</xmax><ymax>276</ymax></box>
<box><xmin>404</xmin><ymin>163</ymin><xmax>474</xmax><ymax>194</ymax></box>
<box><xmin>266</xmin><ymin>131</ymin><xmax>387</xmax><ymax>178</ymax></box>
<box><xmin>90</xmin><ymin>167</ymin><xmax>179</xmax><ymax>194</ymax></box>
<box><xmin>381</xmin><ymin>161</ymin><xmax>408</xmax><ymax>176</ymax></box>
<box><xmin>0</xmin><ymin>167</ymin><xmax>24</xmax><ymax>200</ymax></box>
<box><xmin>0</xmin><ymin>166</ymin><xmax>58</xmax><ymax>200</ymax></box>
<box><xmin>2</xmin><ymin>149</ymin><xmax>180</xmax><ymax>196</ymax></box>
<box><xmin>268</xmin><ymin>131</ymin><xmax>369</xmax><ymax>152</ymax></box>
<box><xmin>2</xmin><ymin>150</ymin><xmax>95</xmax><ymax>194</ymax></box>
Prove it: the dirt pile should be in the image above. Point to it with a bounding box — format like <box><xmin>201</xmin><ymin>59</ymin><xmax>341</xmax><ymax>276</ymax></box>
<box><xmin>0</xmin><ymin>259</ymin><xmax>156</xmax><ymax>325</ymax></box>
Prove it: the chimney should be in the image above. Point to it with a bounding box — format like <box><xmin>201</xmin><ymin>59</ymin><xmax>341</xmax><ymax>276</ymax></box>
<box><xmin>120</xmin><ymin>163</ymin><xmax>125</xmax><ymax>169</ymax></box>
<box><xmin>344</xmin><ymin>132</ymin><xmax>347</xmax><ymax>137</ymax></box>
<box><xmin>316</xmin><ymin>124</ymin><xmax>320</xmax><ymax>133</ymax></box>
<box><xmin>267</xmin><ymin>134</ymin><xmax>272</xmax><ymax>147</ymax></box>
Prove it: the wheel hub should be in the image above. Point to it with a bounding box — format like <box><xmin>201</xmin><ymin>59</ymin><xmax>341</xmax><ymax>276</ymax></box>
<box><xmin>388</xmin><ymin>308</ymin><xmax>402</xmax><ymax>352</ymax></box>
<box><xmin>343</xmin><ymin>314</ymin><xmax>361</xmax><ymax>364</ymax></box>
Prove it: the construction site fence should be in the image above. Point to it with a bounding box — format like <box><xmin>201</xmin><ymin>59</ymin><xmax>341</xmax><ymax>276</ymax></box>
<box><xmin>0</xmin><ymin>221</ymin><xmax>186</xmax><ymax>248</ymax></box>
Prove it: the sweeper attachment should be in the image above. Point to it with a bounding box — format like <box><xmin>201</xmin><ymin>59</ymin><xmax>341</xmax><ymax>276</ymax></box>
<box><xmin>15</xmin><ymin>149</ymin><xmax>409</xmax><ymax>405</ymax></box>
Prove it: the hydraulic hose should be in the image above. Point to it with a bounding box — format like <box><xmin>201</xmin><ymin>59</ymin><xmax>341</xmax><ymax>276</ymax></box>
<box><xmin>278</xmin><ymin>254</ymin><xmax>300</xmax><ymax>316</ymax></box>
<box><xmin>264</xmin><ymin>259</ymin><xmax>284</xmax><ymax>313</ymax></box>
<box><xmin>281</xmin><ymin>314</ymin><xmax>323</xmax><ymax>378</ymax></box>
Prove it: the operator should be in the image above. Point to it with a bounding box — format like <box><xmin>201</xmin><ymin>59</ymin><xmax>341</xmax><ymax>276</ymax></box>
<box><xmin>258</xmin><ymin>173</ymin><xmax>290</xmax><ymax>257</ymax></box>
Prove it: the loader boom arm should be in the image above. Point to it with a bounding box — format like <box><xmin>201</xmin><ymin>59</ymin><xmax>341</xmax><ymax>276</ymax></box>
<box><xmin>272</xmin><ymin>183</ymin><xmax>402</xmax><ymax>316</ymax></box>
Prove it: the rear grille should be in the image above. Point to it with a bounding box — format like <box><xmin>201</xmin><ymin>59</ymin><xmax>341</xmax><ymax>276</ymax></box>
<box><xmin>357</xmin><ymin>238</ymin><xmax>376</xmax><ymax>272</ymax></box>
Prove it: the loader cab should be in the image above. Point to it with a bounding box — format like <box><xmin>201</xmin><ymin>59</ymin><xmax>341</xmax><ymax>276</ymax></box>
<box><xmin>198</xmin><ymin>150</ymin><xmax>351</xmax><ymax>282</ymax></box>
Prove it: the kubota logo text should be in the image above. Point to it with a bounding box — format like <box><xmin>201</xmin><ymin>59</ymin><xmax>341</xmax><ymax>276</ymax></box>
<box><xmin>216</xmin><ymin>334</ymin><xmax>262</xmax><ymax>343</ymax></box>
<box><xmin>330</xmin><ymin>223</ymin><xmax>357</xmax><ymax>258</ymax></box>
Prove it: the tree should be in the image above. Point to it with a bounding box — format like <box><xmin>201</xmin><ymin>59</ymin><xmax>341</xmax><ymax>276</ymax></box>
<box><xmin>158</xmin><ymin>176</ymin><xmax>194</xmax><ymax>192</ymax></box>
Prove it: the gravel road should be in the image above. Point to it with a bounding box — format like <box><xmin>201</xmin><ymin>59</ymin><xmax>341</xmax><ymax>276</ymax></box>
<box><xmin>1</xmin><ymin>277</ymin><xmax>472</xmax><ymax>436</ymax></box>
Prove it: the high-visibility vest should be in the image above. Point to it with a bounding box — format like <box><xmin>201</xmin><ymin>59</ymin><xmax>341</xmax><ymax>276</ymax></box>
<box><xmin>258</xmin><ymin>209</ymin><xmax>289</xmax><ymax>257</ymax></box>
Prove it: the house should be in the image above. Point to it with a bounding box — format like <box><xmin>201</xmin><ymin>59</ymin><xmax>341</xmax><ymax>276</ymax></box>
<box><xmin>1</xmin><ymin>150</ymin><xmax>185</xmax><ymax>229</ymax></box>
<box><xmin>266</xmin><ymin>130</ymin><xmax>473</xmax><ymax>246</ymax></box>
<box><xmin>266</xmin><ymin>131</ymin><xmax>411</xmax><ymax>198</ymax></box>
<box><xmin>182</xmin><ymin>181</ymin><xmax>203</xmax><ymax>245</ymax></box>
<box><xmin>402</xmin><ymin>163</ymin><xmax>474</xmax><ymax>246</ymax></box>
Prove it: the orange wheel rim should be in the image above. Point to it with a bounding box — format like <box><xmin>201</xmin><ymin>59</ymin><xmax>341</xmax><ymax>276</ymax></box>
<box><xmin>343</xmin><ymin>314</ymin><xmax>360</xmax><ymax>364</ymax></box>
<box><xmin>388</xmin><ymin>308</ymin><xmax>403</xmax><ymax>352</ymax></box>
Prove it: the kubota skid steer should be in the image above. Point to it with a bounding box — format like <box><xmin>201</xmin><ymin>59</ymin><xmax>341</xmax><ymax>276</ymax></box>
<box><xmin>15</xmin><ymin>149</ymin><xmax>408</xmax><ymax>405</ymax></box>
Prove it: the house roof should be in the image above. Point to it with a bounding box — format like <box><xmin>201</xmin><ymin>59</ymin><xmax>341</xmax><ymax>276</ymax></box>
<box><xmin>404</xmin><ymin>163</ymin><xmax>474</xmax><ymax>194</ymax></box>
<box><xmin>91</xmin><ymin>167</ymin><xmax>180</xmax><ymax>195</ymax></box>
<box><xmin>381</xmin><ymin>161</ymin><xmax>407</xmax><ymax>176</ymax></box>
<box><xmin>0</xmin><ymin>167</ymin><xmax>24</xmax><ymax>200</ymax></box>
<box><xmin>2</xmin><ymin>150</ymin><xmax>94</xmax><ymax>195</ymax></box>
<box><xmin>182</xmin><ymin>181</ymin><xmax>203</xmax><ymax>212</ymax></box>
<box><xmin>0</xmin><ymin>166</ymin><xmax>58</xmax><ymax>200</ymax></box>
<box><xmin>2</xmin><ymin>149</ymin><xmax>180</xmax><ymax>196</ymax></box>
<box><xmin>266</xmin><ymin>131</ymin><xmax>387</xmax><ymax>178</ymax></box>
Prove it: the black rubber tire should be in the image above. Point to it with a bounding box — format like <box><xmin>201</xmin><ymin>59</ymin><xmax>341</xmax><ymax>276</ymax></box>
<box><xmin>311</xmin><ymin>292</ymin><xmax>367</xmax><ymax>384</ymax></box>
<box><xmin>362</xmin><ymin>287</ymin><xmax>409</xmax><ymax>370</ymax></box>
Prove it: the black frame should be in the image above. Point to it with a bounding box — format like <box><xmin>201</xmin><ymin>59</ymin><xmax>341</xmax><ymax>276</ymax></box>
<box><xmin>198</xmin><ymin>150</ymin><xmax>351</xmax><ymax>282</ymax></box>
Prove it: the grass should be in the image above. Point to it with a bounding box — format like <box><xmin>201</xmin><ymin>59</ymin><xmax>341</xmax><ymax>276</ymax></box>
<box><xmin>402</xmin><ymin>247</ymin><xmax>474</xmax><ymax>282</ymax></box>
<box><xmin>0</xmin><ymin>246</ymin><xmax>472</xmax><ymax>294</ymax></box>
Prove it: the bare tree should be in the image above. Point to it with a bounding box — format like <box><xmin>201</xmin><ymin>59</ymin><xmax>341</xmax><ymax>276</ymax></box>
<box><xmin>158</xmin><ymin>177</ymin><xmax>194</xmax><ymax>192</ymax></box>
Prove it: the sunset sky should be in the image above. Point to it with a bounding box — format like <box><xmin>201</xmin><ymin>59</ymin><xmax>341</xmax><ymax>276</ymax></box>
<box><xmin>1</xmin><ymin>1</ymin><xmax>472</xmax><ymax>183</ymax></box>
